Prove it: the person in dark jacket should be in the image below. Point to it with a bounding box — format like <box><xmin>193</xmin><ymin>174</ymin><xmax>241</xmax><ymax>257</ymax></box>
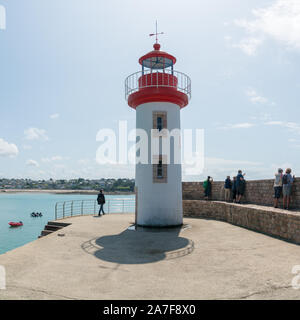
<box><xmin>224</xmin><ymin>176</ymin><xmax>232</xmax><ymax>202</ymax></box>
<box><xmin>203</xmin><ymin>176</ymin><xmax>213</xmax><ymax>200</ymax></box>
<box><xmin>232</xmin><ymin>176</ymin><xmax>237</xmax><ymax>203</ymax></box>
<box><xmin>236</xmin><ymin>170</ymin><xmax>246</xmax><ymax>203</ymax></box>
<box><xmin>97</xmin><ymin>190</ymin><xmax>106</xmax><ymax>216</ymax></box>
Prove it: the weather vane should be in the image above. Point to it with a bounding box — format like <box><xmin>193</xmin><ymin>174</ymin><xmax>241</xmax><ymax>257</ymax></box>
<box><xmin>149</xmin><ymin>20</ymin><xmax>164</xmax><ymax>44</ymax></box>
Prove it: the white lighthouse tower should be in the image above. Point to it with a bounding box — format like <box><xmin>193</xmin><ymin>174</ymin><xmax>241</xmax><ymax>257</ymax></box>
<box><xmin>125</xmin><ymin>32</ymin><xmax>191</xmax><ymax>227</ymax></box>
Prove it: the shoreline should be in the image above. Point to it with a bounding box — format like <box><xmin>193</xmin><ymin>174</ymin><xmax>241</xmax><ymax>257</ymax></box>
<box><xmin>0</xmin><ymin>189</ymin><xmax>135</xmax><ymax>195</ymax></box>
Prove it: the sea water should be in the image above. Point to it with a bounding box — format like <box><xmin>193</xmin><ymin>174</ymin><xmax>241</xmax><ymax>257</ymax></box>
<box><xmin>0</xmin><ymin>193</ymin><xmax>134</xmax><ymax>255</ymax></box>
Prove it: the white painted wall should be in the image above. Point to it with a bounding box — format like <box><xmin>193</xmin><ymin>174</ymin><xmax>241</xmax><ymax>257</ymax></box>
<box><xmin>135</xmin><ymin>102</ymin><xmax>183</xmax><ymax>227</ymax></box>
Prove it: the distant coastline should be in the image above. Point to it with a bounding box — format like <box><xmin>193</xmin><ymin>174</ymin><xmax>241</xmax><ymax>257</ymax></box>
<box><xmin>0</xmin><ymin>189</ymin><xmax>135</xmax><ymax>195</ymax></box>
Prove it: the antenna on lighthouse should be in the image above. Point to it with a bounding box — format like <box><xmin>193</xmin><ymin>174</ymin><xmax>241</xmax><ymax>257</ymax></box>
<box><xmin>149</xmin><ymin>20</ymin><xmax>164</xmax><ymax>44</ymax></box>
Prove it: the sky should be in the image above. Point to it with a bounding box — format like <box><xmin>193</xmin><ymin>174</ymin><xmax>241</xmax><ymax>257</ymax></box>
<box><xmin>0</xmin><ymin>0</ymin><xmax>300</xmax><ymax>181</ymax></box>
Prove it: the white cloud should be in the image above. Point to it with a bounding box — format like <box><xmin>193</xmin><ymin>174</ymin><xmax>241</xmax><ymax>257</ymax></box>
<box><xmin>265</xmin><ymin>121</ymin><xmax>283</xmax><ymax>126</ymax></box>
<box><xmin>206</xmin><ymin>157</ymin><xmax>262</xmax><ymax>167</ymax></box>
<box><xmin>246</xmin><ymin>88</ymin><xmax>268</xmax><ymax>104</ymax></box>
<box><xmin>219</xmin><ymin>123</ymin><xmax>255</xmax><ymax>130</ymax></box>
<box><xmin>234</xmin><ymin>0</ymin><xmax>300</xmax><ymax>53</ymax></box>
<box><xmin>0</xmin><ymin>138</ymin><xmax>18</xmax><ymax>157</ymax></box>
<box><xmin>264</xmin><ymin>120</ymin><xmax>300</xmax><ymax>134</ymax></box>
<box><xmin>22</xmin><ymin>145</ymin><xmax>32</xmax><ymax>150</ymax></box>
<box><xmin>50</xmin><ymin>113</ymin><xmax>60</xmax><ymax>119</ymax></box>
<box><xmin>285</xmin><ymin>122</ymin><xmax>300</xmax><ymax>133</ymax></box>
<box><xmin>183</xmin><ymin>156</ymin><xmax>265</xmax><ymax>181</ymax></box>
<box><xmin>78</xmin><ymin>158</ymin><xmax>90</xmax><ymax>165</ymax></box>
<box><xmin>54</xmin><ymin>164</ymin><xmax>66</xmax><ymax>169</ymax></box>
<box><xmin>24</xmin><ymin>128</ymin><xmax>49</xmax><ymax>141</ymax></box>
<box><xmin>233</xmin><ymin>37</ymin><xmax>263</xmax><ymax>56</ymax></box>
<box><xmin>42</xmin><ymin>156</ymin><xmax>64</xmax><ymax>163</ymax></box>
<box><xmin>183</xmin><ymin>157</ymin><xmax>300</xmax><ymax>181</ymax></box>
<box><xmin>26</xmin><ymin>159</ymin><xmax>39</xmax><ymax>167</ymax></box>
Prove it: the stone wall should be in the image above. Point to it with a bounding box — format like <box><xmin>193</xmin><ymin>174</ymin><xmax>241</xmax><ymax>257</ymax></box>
<box><xmin>183</xmin><ymin>200</ymin><xmax>300</xmax><ymax>244</ymax></box>
<box><xmin>183</xmin><ymin>178</ymin><xmax>300</xmax><ymax>209</ymax></box>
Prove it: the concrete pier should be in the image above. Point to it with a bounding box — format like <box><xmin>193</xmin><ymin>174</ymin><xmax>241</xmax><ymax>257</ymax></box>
<box><xmin>0</xmin><ymin>213</ymin><xmax>299</xmax><ymax>300</ymax></box>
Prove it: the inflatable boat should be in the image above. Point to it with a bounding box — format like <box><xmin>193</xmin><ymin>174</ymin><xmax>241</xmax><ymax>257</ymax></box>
<box><xmin>9</xmin><ymin>222</ymin><xmax>23</xmax><ymax>227</ymax></box>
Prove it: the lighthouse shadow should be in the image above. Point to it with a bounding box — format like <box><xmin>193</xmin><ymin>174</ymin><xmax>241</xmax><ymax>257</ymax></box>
<box><xmin>93</xmin><ymin>226</ymin><xmax>193</xmax><ymax>264</ymax></box>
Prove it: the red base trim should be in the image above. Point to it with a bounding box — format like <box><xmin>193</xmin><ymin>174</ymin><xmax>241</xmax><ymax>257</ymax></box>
<box><xmin>128</xmin><ymin>87</ymin><xmax>189</xmax><ymax>109</ymax></box>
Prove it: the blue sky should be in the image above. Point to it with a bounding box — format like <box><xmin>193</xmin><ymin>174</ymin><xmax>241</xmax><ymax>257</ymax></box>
<box><xmin>0</xmin><ymin>0</ymin><xmax>300</xmax><ymax>181</ymax></box>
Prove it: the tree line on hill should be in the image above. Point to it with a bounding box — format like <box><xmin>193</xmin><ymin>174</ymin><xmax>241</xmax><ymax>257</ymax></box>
<box><xmin>0</xmin><ymin>178</ymin><xmax>135</xmax><ymax>192</ymax></box>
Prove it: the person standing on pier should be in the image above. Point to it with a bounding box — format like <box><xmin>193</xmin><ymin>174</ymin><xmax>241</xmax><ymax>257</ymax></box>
<box><xmin>236</xmin><ymin>170</ymin><xmax>246</xmax><ymax>204</ymax></box>
<box><xmin>232</xmin><ymin>176</ymin><xmax>237</xmax><ymax>202</ymax></box>
<box><xmin>203</xmin><ymin>176</ymin><xmax>213</xmax><ymax>200</ymax></box>
<box><xmin>224</xmin><ymin>176</ymin><xmax>232</xmax><ymax>202</ymax></box>
<box><xmin>273</xmin><ymin>168</ymin><xmax>283</xmax><ymax>208</ymax></box>
<box><xmin>282</xmin><ymin>168</ymin><xmax>295</xmax><ymax>210</ymax></box>
<box><xmin>97</xmin><ymin>190</ymin><xmax>106</xmax><ymax>216</ymax></box>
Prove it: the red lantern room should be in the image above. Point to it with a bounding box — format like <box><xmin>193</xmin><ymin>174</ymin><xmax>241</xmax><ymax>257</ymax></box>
<box><xmin>125</xmin><ymin>41</ymin><xmax>191</xmax><ymax>109</ymax></box>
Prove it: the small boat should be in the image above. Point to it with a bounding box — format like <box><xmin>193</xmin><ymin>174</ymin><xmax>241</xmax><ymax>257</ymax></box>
<box><xmin>31</xmin><ymin>212</ymin><xmax>43</xmax><ymax>217</ymax></box>
<box><xmin>9</xmin><ymin>221</ymin><xmax>23</xmax><ymax>227</ymax></box>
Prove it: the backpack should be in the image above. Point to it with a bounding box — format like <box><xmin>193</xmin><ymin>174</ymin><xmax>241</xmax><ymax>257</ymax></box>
<box><xmin>97</xmin><ymin>193</ymin><xmax>105</xmax><ymax>204</ymax></box>
<box><xmin>203</xmin><ymin>180</ymin><xmax>208</xmax><ymax>189</ymax></box>
<box><xmin>282</xmin><ymin>174</ymin><xmax>288</xmax><ymax>185</ymax></box>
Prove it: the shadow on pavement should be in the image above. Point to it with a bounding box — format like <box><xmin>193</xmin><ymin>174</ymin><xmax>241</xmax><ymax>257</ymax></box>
<box><xmin>82</xmin><ymin>226</ymin><xmax>194</xmax><ymax>264</ymax></box>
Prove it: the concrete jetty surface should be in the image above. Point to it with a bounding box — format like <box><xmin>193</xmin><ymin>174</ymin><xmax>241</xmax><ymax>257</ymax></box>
<box><xmin>0</xmin><ymin>213</ymin><xmax>299</xmax><ymax>300</ymax></box>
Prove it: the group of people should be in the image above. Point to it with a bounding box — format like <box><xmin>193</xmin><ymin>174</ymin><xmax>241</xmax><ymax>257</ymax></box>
<box><xmin>203</xmin><ymin>168</ymin><xmax>296</xmax><ymax>209</ymax></box>
<box><xmin>224</xmin><ymin>170</ymin><xmax>246</xmax><ymax>203</ymax></box>
<box><xmin>203</xmin><ymin>170</ymin><xmax>247</xmax><ymax>204</ymax></box>
<box><xmin>273</xmin><ymin>168</ymin><xmax>295</xmax><ymax>210</ymax></box>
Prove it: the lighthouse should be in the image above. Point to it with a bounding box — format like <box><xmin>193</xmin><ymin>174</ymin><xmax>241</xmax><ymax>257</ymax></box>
<box><xmin>125</xmin><ymin>32</ymin><xmax>191</xmax><ymax>227</ymax></box>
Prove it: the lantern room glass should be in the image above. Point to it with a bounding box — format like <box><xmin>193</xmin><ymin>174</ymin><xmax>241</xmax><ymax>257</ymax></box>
<box><xmin>142</xmin><ymin>58</ymin><xmax>174</xmax><ymax>75</ymax></box>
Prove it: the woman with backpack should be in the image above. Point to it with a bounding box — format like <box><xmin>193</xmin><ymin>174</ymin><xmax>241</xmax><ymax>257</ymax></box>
<box><xmin>282</xmin><ymin>168</ymin><xmax>295</xmax><ymax>210</ymax></box>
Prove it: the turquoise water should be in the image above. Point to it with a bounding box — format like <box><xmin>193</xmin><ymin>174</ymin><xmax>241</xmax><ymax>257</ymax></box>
<box><xmin>0</xmin><ymin>193</ymin><xmax>134</xmax><ymax>255</ymax></box>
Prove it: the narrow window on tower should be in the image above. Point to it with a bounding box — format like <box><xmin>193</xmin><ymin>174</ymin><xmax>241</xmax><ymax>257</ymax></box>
<box><xmin>152</xmin><ymin>112</ymin><xmax>168</xmax><ymax>183</ymax></box>
<box><xmin>153</xmin><ymin>155</ymin><xmax>168</xmax><ymax>183</ymax></box>
<box><xmin>152</xmin><ymin>111</ymin><xmax>167</xmax><ymax>132</ymax></box>
<box><xmin>157</xmin><ymin>116</ymin><xmax>163</xmax><ymax>131</ymax></box>
<box><xmin>157</xmin><ymin>159</ymin><xmax>163</xmax><ymax>178</ymax></box>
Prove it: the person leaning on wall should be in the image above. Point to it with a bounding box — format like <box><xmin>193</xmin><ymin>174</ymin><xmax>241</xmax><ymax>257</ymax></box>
<box><xmin>232</xmin><ymin>176</ymin><xmax>237</xmax><ymax>203</ymax></box>
<box><xmin>282</xmin><ymin>168</ymin><xmax>295</xmax><ymax>210</ymax></box>
<box><xmin>203</xmin><ymin>176</ymin><xmax>213</xmax><ymax>200</ymax></box>
<box><xmin>236</xmin><ymin>170</ymin><xmax>246</xmax><ymax>204</ymax></box>
<box><xmin>273</xmin><ymin>168</ymin><xmax>283</xmax><ymax>208</ymax></box>
<box><xmin>224</xmin><ymin>176</ymin><xmax>232</xmax><ymax>202</ymax></box>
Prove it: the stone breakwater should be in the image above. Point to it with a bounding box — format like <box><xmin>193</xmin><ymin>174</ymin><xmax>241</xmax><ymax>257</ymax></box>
<box><xmin>183</xmin><ymin>178</ymin><xmax>300</xmax><ymax>209</ymax></box>
<box><xmin>183</xmin><ymin>200</ymin><xmax>300</xmax><ymax>244</ymax></box>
